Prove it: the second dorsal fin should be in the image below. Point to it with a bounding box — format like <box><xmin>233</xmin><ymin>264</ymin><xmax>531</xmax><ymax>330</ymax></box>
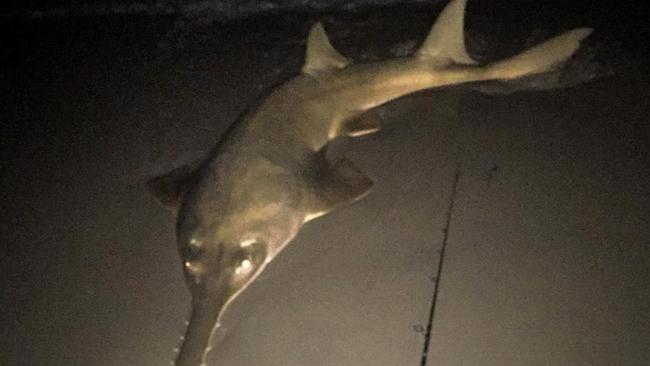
<box><xmin>302</xmin><ymin>22</ymin><xmax>351</xmax><ymax>76</ymax></box>
<box><xmin>416</xmin><ymin>0</ymin><xmax>477</xmax><ymax>66</ymax></box>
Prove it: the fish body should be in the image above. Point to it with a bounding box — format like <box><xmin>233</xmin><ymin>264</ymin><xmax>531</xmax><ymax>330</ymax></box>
<box><xmin>146</xmin><ymin>0</ymin><xmax>592</xmax><ymax>364</ymax></box>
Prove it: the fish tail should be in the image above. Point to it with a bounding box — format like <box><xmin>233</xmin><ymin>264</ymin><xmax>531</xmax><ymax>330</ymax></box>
<box><xmin>415</xmin><ymin>0</ymin><xmax>592</xmax><ymax>82</ymax></box>
<box><xmin>485</xmin><ymin>28</ymin><xmax>593</xmax><ymax>81</ymax></box>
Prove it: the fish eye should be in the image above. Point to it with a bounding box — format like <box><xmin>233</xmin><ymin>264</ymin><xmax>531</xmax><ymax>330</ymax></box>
<box><xmin>241</xmin><ymin>259</ymin><xmax>252</xmax><ymax>269</ymax></box>
<box><xmin>234</xmin><ymin>257</ymin><xmax>254</xmax><ymax>276</ymax></box>
<box><xmin>189</xmin><ymin>237</ymin><xmax>203</xmax><ymax>249</ymax></box>
<box><xmin>232</xmin><ymin>249</ymin><xmax>251</xmax><ymax>265</ymax></box>
<box><xmin>184</xmin><ymin>260</ymin><xmax>204</xmax><ymax>274</ymax></box>
<box><xmin>181</xmin><ymin>243</ymin><xmax>207</xmax><ymax>278</ymax></box>
<box><xmin>230</xmin><ymin>245</ymin><xmax>263</xmax><ymax>277</ymax></box>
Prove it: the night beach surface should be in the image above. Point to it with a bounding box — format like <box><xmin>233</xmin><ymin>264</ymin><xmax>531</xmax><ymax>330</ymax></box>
<box><xmin>2</xmin><ymin>1</ymin><xmax>648</xmax><ymax>365</ymax></box>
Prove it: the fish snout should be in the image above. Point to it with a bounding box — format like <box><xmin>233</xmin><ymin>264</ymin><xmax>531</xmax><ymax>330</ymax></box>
<box><xmin>173</xmin><ymin>241</ymin><xmax>270</xmax><ymax>365</ymax></box>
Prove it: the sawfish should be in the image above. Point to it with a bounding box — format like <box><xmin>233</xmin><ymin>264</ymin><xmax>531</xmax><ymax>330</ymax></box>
<box><xmin>147</xmin><ymin>0</ymin><xmax>592</xmax><ymax>364</ymax></box>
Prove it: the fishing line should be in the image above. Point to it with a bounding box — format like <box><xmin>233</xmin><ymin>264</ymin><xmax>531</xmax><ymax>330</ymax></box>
<box><xmin>419</xmin><ymin>165</ymin><xmax>461</xmax><ymax>366</ymax></box>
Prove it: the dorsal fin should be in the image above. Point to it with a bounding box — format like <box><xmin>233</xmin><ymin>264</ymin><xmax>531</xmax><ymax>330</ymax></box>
<box><xmin>302</xmin><ymin>22</ymin><xmax>351</xmax><ymax>76</ymax></box>
<box><xmin>416</xmin><ymin>0</ymin><xmax>477</xmax><ymax>65</ymax></box>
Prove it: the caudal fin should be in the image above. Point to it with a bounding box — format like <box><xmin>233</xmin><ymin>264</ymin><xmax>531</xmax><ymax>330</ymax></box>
<box><xmin>486</xmin><ymin>28</ymin><xmax>594</xmax><ymax>81</ymax></box>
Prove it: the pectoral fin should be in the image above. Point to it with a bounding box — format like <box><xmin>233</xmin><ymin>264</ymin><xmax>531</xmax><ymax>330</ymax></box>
<box><xmin>341</xmin><ymin>110</ymin><xmax>383</xmax><ymax>137</ymax></box>
<box><xmin>304</xmin><ymin>155</ymin><xmax>373</xmax><ymax>222</ymax></box>
<box><xmin>146</xmin><ymin>163</ymin><xmax>200</xmax><ymax>210</ymax></box>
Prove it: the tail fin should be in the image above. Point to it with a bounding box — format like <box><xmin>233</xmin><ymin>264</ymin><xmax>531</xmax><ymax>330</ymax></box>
<box><xmin>416</xmin><ymin>0</ymin><xmax>477</xmax><ymax>66</ymax></box>
<box><xmin>486</xmin><ymin>28</ymin><xmax>594</xmax><ymax>80</ymax></box>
